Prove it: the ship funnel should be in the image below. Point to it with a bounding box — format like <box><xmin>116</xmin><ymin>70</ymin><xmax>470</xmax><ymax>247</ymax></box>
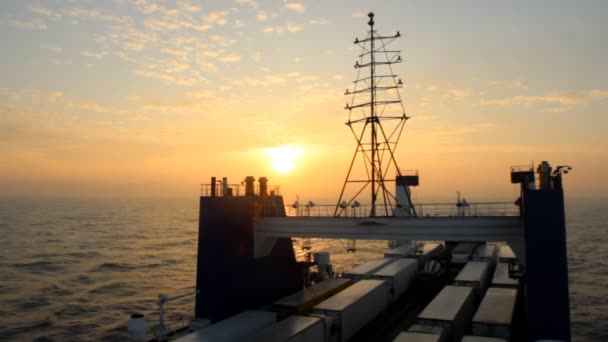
<box><xmin>244</xmin><ymin>176</ymin><xmax>255</xmax><ymax>196</ymax></box>
<box><xmin>259</xmin><ymin>177</ymin><xmax>268</xmax><ymax>196</ymax></box>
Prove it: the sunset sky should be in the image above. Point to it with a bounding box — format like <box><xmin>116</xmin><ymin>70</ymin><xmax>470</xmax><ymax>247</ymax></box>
<box><xmin>1</xmin><ymin>0</ymin><xmax>607</xmax><ymax>203</ymax></box>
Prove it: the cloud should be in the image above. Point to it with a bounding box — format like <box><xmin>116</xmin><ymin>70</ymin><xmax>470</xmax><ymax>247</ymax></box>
<box><xmin>236</xmin><ymin>0</ymin><xmax>258</xmax><ymax>8</ymax></box>
<box><xmin>136</xmin><ymin>69</ymin><xmax>203</xmax><ymax>85</ymax></box>
<box><xmin>210</xmin><ymin>35</ymin><xmax>236</xmax><ymax>47</ymax></box>
<box><xmin>444</xmin><ymin>88</ymin><xmax>472</xmax><ymax>100</ymax></box>
<box><xmin>480</xmin><ymin>89</ymin><xmax>608</xmax><ymax>107</ymax></box>
<box><xmin>490</xmin><ymin>80</ymin><xmax>528</xmax><ymax>90</ymax></box>
<box><xmin>40</xmin><ymin>44</ymin><xmax>63</xmax><ymax>53</ymax></box>
<box><xmin>205</xmin><ymin>10</ymin><xmax>228</xmax><ymax>25</ymax></box>
<box><xmin>284</xmin><ymin>2</ymin><xmax>305</xmax><ymax>12</ymax></box>
<box><xmin>296</xmin><ymin>75</ymin><xmax>318</xmax><ymax>82</ymax></box>
<box><xmin>352</xmin><ymin>12</ymin><xmax>365</xmax><ymax>18</ymax></box>
<box><xmin>250</xmin><ymin>52</ymin><xmax>262</xmax><ymax>62</ymax></box>
<box><xmin>166</xmin><ymin>60</ymin><xmax>190</xmax><ymax>73</ymax></box>
<box><xmin>309</xmin><ymin>19</ymin><xmax>328</xmax><ymax>25</ymax></box>
<box><xmin>263</xmin><ymin>23</ymin><xmax>303</xmax><ymax>34</ymax></box>
<box><xmin>196</xmin><ymin>57</ymin><xmax>217</xmax><ymax>72</ymax></box>
<box><xmin>265</xmin><ymin>75</ymin><xmax>287</xmax><ymax>84</ymax></box>
<box><xmin>64</xmin><ymin>7</ymin><xmax>131</xmax><ymax>25</ymax></box>
<box><xmin>256</xmin><ymin>11</ymin><xmax>268</xmax><ymax>21</ymax></box>
<box><xmin>27</xmin><ymin>5</ymin><xmax>62</xmax><ymax>19</ymax></box>
<box><xmin>286</xmin><ymin>23</ymin><xmax>302</xmax><ymax>32</ymax></box>
<box><xmin>80</xmin><ymin>50</ymin><xmax>106</xmax><ymax>60</ymax></box>
<box><xmin>186</xmin><ymin>90</ymin><xmax>217</xmax><ymax>98</ymax></box>
<box><xmin>179</xmin><ymin>2</ymin><xmax>201</xmax><ymax>12</ymax></box>
<box><xmin>0</xmin><ymin>19</ymin><xmax>48</xmax><ymax>30</ymax></box>
<box><xmin>161</xmin><ymin>47</ymin><xmax>188</xmax><ymax>57</ymax></box>
<box><xmin>123</xmin><ymin>42</ymin><xmax>146</xmax><ymax>51</ymax></box>
<box><xmin>199</xmin><ymin>50</ymin><xmax>221</xmax><ymax>58</ymax></box>
<box><xmin>218</xmin><ymin>54</ymin><xmax>241</xmax><ymax>63</ymax></box>
<box><xmin>133</xmin><ymin>0</ymin><xmax>159</xmax><ymax>14</ymax></box>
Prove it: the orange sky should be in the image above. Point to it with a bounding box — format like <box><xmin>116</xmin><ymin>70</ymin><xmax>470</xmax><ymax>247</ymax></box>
<box><xmin>1</xmin><ymin>1</ymin><xmax>607</xmax><ymax>203</ymax></box>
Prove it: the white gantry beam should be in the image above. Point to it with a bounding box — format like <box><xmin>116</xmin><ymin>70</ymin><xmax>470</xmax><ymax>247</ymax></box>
<box><xmin>255</xmin><ymin>216</ymin><xmax>523</xmax><ymax>243</ymax></box>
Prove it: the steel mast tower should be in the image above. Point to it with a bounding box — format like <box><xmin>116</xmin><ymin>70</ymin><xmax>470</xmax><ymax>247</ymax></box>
<box><xmin>335</xmin><ymin>12</ymin><xmax>417</xmax><ymax>218</ymax></box>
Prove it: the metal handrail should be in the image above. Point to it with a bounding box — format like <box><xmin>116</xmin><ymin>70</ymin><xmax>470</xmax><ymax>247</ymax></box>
<box><xmin>284</xmin><ymin>201</ymin><xmax>518</xmax><ymax>217</ymax></box>
<box><xmin>156</xmin><ymin>290</ymin><xmax>198</xmax><ymax>341</ymax></box>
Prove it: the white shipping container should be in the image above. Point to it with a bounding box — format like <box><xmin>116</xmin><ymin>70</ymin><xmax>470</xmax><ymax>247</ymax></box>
<box><xmin>453</xmin><ymin>261</ymin><xmax>492</xmax><ymax>299</ymax></box>
<box><xmin>409</xmin><ymin>243</ymin><xmax>444</xmax><ymax>267</ymax></box>
<box><xmin>175</xmin><ymin>310</ymin><xmax>276</xmax><ymax>342</ymax></box>
<box><xmin>451</xmin><ymin>242</ymin><xmax>479</xmax><ymax>264</ymax></box>
<box><xmin>342</xmin><ymin>258</ymin><xmax>395</xmax><ymax>281</ymax></box>
<box><xmin>491</xmin><ymin>263</ymin><xmax>519</xmax><ymax>288</ymax></box>
<box><xmin>472</xmin><ymin>287</ymin><xmax>518</xmax><ymax>340</ymax></box>
<box><xmin>250</xmin><ymin>315</ymin><xmax>324</xmax><ymax>342</ymax></box>
<box><xmin>273</xmin><ymin>278</ymin><xmax>352</xmax><ymax>314</ymax></box>
<box><xmin>372</xmin><ymin>258</ymin><xmax>419</xmax><ymax>301</ymax></box>
<box><xmin>497</xmin><ymin>244</ymin><xmax>517</xmax><ymax>262</ymax></box>
<box><xmin>312</xmin><ymin>279</ymin><xmax>388</xmax><ymax>342</ymax></box>
<box><xmin>385</xmin><ymin>243</ymin><xmax>419</xmax><ymax>258</ymax></box>
<box><xmin>392</xmin><ymin>331</ymin><xmax>442</xmax><ymax>342</ymax></box>
<box><xmin>473</xmin><ymin>244</ymin><xmax>498</xmax><ymax>262</ymax></box>
<box><xmin>417</xmin><ymin>285</ymin><xmax>475</xmax><ymax>342</ymax></box>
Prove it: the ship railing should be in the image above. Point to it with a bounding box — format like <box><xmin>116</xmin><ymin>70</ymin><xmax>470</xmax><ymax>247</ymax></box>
<box><xmin>415</xmin><ymin>201</ymin><xmax>519</xmax><ymax>217</ymax></box>
<box><xmin>511</xmin><ymin>164</ymin><xmax>534</xmax><ymax>173</ymax></box>
<box><xmin>399</xmin><ymin>169</ymin><xmax>419</xmax><ymax>176</ymax></box>
<box><xmin>285</xmin><ymin>204</ymin><xmax>371</xmax><ymax>217</ymax></box>
<box><xmin>155</xmin><ymin>290</ymin><xmax>198</xmax><ymax>341</ymax></box>
<box><xmin>283</xmin><ymin>201</ymin><xmax>518</xmax><ymax>217</ymax></box>
<box><xmin>200</xmin><ymin>183</ymin><xmax>281</xmax><ymax>197</ymax></box>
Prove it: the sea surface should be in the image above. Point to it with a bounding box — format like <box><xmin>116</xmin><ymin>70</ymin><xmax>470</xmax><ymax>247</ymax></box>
<box><xmin>0</xmin><ymin>197</ymin><xmax>606</xmax><ymax>341</ymax></box>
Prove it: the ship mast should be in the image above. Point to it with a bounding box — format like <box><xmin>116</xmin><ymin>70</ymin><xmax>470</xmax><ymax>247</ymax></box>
<box><xmin>335</xmin><ymin>12</ymin><xmax>416</xmax><ymax>218</ymax></box>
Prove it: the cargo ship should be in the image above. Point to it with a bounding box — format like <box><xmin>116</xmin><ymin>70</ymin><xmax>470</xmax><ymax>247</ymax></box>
<box><xmin>126</xmin><ymin>13</ymin><xmax>572</xmax><ymax>342</ymax></box>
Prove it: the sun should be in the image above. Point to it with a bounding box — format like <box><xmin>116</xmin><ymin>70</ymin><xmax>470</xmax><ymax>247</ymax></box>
<box><xmin>265</xmin><ymin>145</ymin><xmax>303</xmax><ymax>174</ymax></box>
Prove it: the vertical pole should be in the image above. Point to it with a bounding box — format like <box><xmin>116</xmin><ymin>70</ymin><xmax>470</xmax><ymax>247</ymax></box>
<box><xmin>369</xmin><ymin>12</ymin><xmax>377</xmax><ymax>217</ymax></box>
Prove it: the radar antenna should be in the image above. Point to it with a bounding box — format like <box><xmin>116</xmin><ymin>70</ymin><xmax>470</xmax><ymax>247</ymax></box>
<box><xmin>335</xmin><ymin>12</ymin><xmax>417</xmax><ymax>217</ymax></box>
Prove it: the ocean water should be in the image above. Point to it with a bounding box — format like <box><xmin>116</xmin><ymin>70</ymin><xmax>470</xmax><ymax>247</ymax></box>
<box><xmin>0</xmin><ymin>197</ymin><xmax>605</xmax><ymax>341</ymax></box>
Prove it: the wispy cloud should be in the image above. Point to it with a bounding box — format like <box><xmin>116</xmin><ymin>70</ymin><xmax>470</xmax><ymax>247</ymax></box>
<box><xmin>27</xmin><ymin>5</ymin><xmax>62</xmax><ymax>19</ymax></box>
<box><xmin>64</xmin><ymin>7</ymin><xmax>131</xmax><ymax>25</ymax></box>
<box><xmin>263</xmin><ymin>23</ymin><xmax>303</xmax><ymax>34</ymax></box>
<box><xmin>480</xmin><ymin>89</ymin><xmax>608</xmax><ymax>107</ymax></box>
<box><xmin>205</xmin><ymin>10</ymin><xmax>229</xmax><ymax>25</ymax></box>
<box><xmin>161</xmin><ymin>47</ymin><xmax>188</xmax><ymax>57</ymax></box>
<box><xmin>309</xmin><ymin>18</ymin><xmax>328</xmax><ymax>25</ymax></box>
<box><xmin>236</xmin><ymin>0</ymin><xmax>259</xmax><ymax>8</ymax></box>
<box><xmin>179</xmin><ymin>2</ymin><xmax>201</xmax><ymax>12</ymax></box>
<box><xmin>136</xmin><ymin>69</ymin><xmax>203</xmax><ymax>86</ymax></box>
<box><xmin>250</xmin><ymin>51</ymin><xmax>262</xmax><ymax>62</ymax></box>
<box><xmin>218</xmin><ymin>54</ymin><xmax>241</xmax><ymax>63</ymax></box>
<box><xmin>490</xmin><ymin>80</ymin><xmax>528</xmax><ymax>90</ymax></box>
<box><xmin>0</xmin><ymin>19</ymin><xmax>47</xmax><ymax>30</ymax></box>
<box><xmin>256</xmin><ymin>11</ymin><xmax>268</xmax><ymax>21</ymax></box>
<box><xmin>80</xmin><ymin>50</ymin><xmax>106</xmax><ymax>60</ymax></box>
<box><xmin>40</xmin><ymin>44</ymin><xmax>63</xmax><ymax>53</ymax></box>
<box><xmin>284</xmin><ymin>2</ymin><xmax>305</xmax><ymax>13</ymax></box>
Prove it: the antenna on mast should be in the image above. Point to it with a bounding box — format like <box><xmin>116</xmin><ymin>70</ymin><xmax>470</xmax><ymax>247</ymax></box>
<box><xmin>335</xmin><ymin>12</ymin><xmax>418</xmax><ymax>218</ymax></box>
